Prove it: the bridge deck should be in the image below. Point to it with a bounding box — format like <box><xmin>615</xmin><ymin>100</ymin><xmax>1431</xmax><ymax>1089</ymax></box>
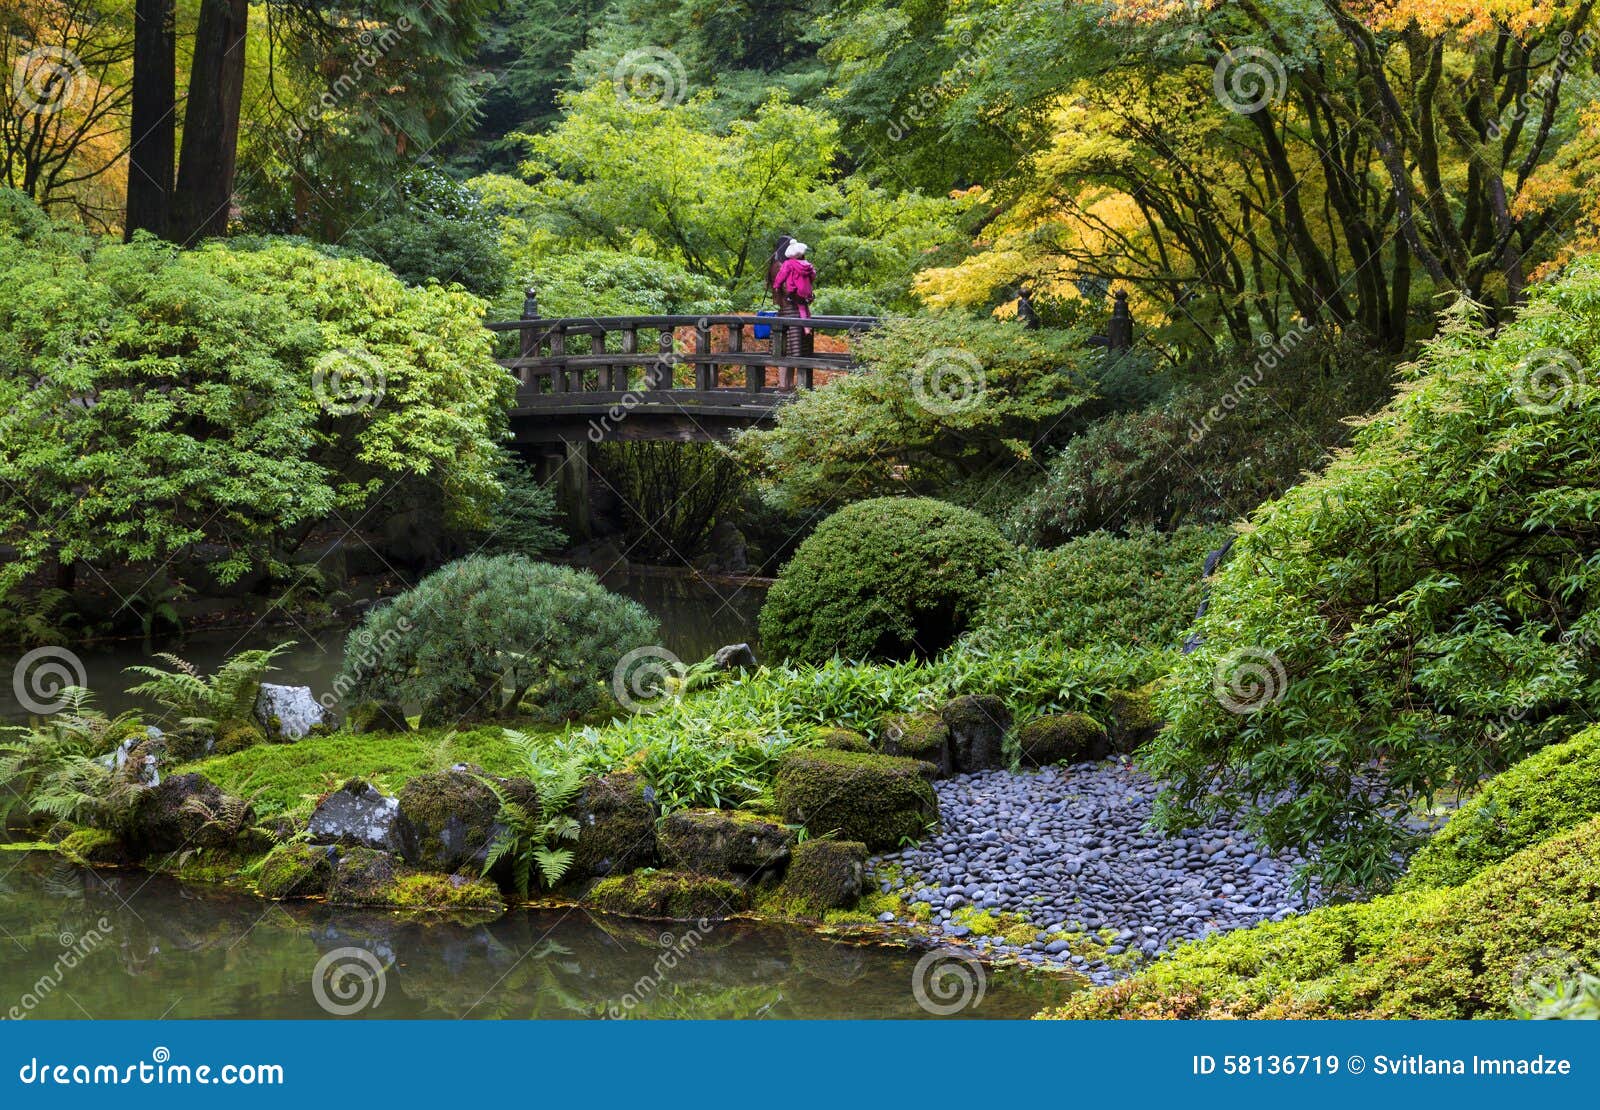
<box><xmin>488</xmin><ymin>311</ymin><xmax>878</xmax><ymax>442</ymax></box>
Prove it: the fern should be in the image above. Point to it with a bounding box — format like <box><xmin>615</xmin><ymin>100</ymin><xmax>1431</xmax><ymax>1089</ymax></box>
<box><xmin>480</xmin><ymin>745</ymin><xmax>586</xmax><ymax>898</ymax></box>
<box><xmin>124</xmin><ymin>642</ymin><xmax>294</xmax><ymax>724</ymax></box>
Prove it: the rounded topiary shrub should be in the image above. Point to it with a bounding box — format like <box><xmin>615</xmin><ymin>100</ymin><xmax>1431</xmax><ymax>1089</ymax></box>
<box><xmin>337</xmin><ymin>554</ymin><xmax>659</xmax><ymax>724</ymax></box>
<box><xmin>758</xmin><ymin>497</ymin><xmax>1013</xmax><ymax>662</ymax></box>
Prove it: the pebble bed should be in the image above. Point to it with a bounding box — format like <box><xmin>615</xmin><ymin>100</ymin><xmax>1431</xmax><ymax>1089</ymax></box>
<box><xmin>867</xmin><ymin>759</ymin><xmax>1318</xmax><ymax>985</ymax></box>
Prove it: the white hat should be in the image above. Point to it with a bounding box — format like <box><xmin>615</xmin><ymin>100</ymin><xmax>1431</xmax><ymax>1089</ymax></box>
<box><xmin>785</xmin><ymin>241</ymin><xmax>809</xmax><ymax>258</ymax></box>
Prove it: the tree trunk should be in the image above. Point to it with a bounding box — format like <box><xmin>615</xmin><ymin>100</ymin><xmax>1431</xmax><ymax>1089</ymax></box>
<box><xmin>169</xmin><ymin>0</ymin><xmax>248</xmax><ymax>244</ymax></box>
<box><xmin>125</xmin><ymin>0</ymin><xmax>176</xmax><ymax>240</ymax></box>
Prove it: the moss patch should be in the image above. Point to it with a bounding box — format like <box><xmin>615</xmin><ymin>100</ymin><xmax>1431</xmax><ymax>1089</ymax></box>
<box><xmin>1399</xmin><ymin>723</ymin><xmax>1600</xmax><ymax>891</ymax></box>
<box><xmin>588</xmin><ymin>869</ymin><xmax>750</xmax><ymax>920</ymax></box>
<box><xmin>57</xmin><ymin>827</ymin><xmax>126</xmax><ymax>867</ymax></box>
<box><xmin>778</xmin><ymin>839</ymin><xmax>867</xmax><ymax>917</ymax></box>
<box><xmin>388</xmin><ymin>873</ymin><xmax>505</xmax><ymax>911</ymax></box>
<box><xmin>180</xmin><ymin>723</ymin><xmax>544</xmax><ymax>820</ymax></box>
<box><xmin>1017</xmin><ymin>713</ymin><xmax>1109</xmax><ymax>768</ymax></box>
<box><xmin>878</xmin><ymin>713</ymin><xmax>952</xmax><ymax>775</ymax></box>
<box><xmin>257</xmin><ymin>842</ymin><xmax>333</xmax><ymax>899</ymax></box>
<box><xmin>773</xmin><ymin>749</ymin><xmax>938</xmax><ymax>850</ymax></box>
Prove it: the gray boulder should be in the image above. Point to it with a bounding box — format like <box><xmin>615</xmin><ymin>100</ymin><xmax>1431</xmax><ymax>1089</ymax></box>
<box><xmin>254</xmin><ymin>683</ymin><xmax>328</xmax><ymax>740</ymax></box>
<box><xmin>713</xmin><ymin>642</ymin><xmax>758</xmax><ymax>672</ymax></box>
<box><xmin>940</xmin><ymin>694</ymin><xmax>1011</xmax><ymax>772</ymax></box>
<box><xmin>309</xmin><ymin>779</ymin><xmax>405</xmax><ymax>853</ymax></box>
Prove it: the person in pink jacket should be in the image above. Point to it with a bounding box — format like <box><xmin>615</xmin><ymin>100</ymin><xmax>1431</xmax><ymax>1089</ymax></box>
<box><xmin>772</xmin><ymin>241</ymin><xmax>816</xmax><ymax>379</ymax></box>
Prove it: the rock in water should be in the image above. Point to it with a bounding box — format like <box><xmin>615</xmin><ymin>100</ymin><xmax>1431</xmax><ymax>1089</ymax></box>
<box><xmin>255</xmin><ymin>683</ymin><xmax>327</xmax><ymax>740</ymax></box>
<box><xmin>713</xmin><ymin>642</ymin><xmax>758</xmax><ymax>671</ymax></box>
<box><xmin>308</xmin><ymin>779</ymin><xmax>405</xmax><ymax>853</ymax></box>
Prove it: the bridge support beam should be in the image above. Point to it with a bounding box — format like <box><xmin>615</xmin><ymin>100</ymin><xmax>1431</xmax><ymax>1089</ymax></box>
<box><xmin>532</xmin><ymin>439</ymin><xmax>591</xmax><ymax>542</ymax></box>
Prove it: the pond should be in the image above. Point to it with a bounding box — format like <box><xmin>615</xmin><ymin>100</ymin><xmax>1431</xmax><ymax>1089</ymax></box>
<box><xmin>0</xmin><ymin>854</ymin><xmax>1076</xmax><ymax>1019</ymax></box>
<box><xmin>0</xmin><ymin>569</ymin><xmax>767</xmax><ymax>723</ymax></box>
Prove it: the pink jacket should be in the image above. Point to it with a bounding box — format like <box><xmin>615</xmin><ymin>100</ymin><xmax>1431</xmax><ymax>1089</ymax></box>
<box><xmin>774</xmin><ymin>258</ymin><xmax>816</xmax><ymax>303</ymax></box>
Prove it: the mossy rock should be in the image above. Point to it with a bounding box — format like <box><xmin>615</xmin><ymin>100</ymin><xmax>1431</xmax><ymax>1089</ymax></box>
<box><xmin>258</xmin><ymin>842</ymin><xmax>335</xmax><ymax>900</ymax></box>
<box><xmin>328</xmin><ymin>846</ymin><xmax>401</xmax><ymax>905</ymax></box>
<box><xmin>324</xmin><ymin>845</ymin><xmax>505</xmax><ymax>912</ymax></box>
<box><xmin>569</xmin><ymin>772</ymin><xmax>659</xmax><ymax>881</ymax></box>
<box><xmin>773</xmin><ymin>749</ymin><xmax>939</xmax><ymax>851</ymax></box>
<box><xmin>387</xmin><ymin>873</ymin><xmax>506</xmax><ymax>912</ymax></box>
<box><xmin>779</xmin><ymin>839</ymin><xmax>868</xmax><ymax>917</ymax></box>
<box><xmin>1018</xmin><ymin>712</ymin><xmax>1110</xmax><ymax>768</ymax></box>
<box><xmin>347</xmin><ymin>701</ymin><xmax>412</xmax><ymax>735</ymax></box>
<box><xmin>126</xmin><ymin>773</ymin><xmax>252</xmax><ymax>856</ymax></box>
<box><xmin>658</xmin><ymin>808</ymin><xmax>794</xmax><ymax>881</ymax></box>
<box><xmin>57</xmin><ymin>827</ymin><xmax>131</xmax><ymax>867</ymax></box>
<box><xmin>588</xmin><ymin>869</ymin><xmax>750</xmax><ymax>921</ymax></box>
<box><xmin>815</xmin><ymin>727</ymin><xmax>872</xmax><ymax>753</ymax></box>
<box><xmin>940</xmin><ymin>694</ymin><xmax>1011</xmax><ymax>772</ymax></box>
<box><xmin>397</xmin><ymin>765</ymin><xmax>536</xmax><ymax>874</ymax></box>
<box><xmin>878</xmin><ymin>713</ymin><xmax>952</xmax><ymax>776</ymax></box>
<box><xmin>212</xmin><ymin>718</ymin><xmax>266</xmax><ymax>756</ymax></box>
<box><xmin>164</xmin><ymin>724</ymin><xmax>216</xmax><ymax>762</ymax></box>
<box><xmin>1107</xmin><ymin>686</ymin><xmax>1162</xmax><ymax>753</ymax></box>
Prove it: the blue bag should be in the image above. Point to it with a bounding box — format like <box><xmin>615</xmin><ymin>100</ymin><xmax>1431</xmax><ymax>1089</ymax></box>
<box><xmin>753</xmin><ymin>309</ymin><xmax>777</xmax><ymax>340</ymax></box>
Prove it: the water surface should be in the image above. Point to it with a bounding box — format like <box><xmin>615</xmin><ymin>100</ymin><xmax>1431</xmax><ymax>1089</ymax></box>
<box><xmin>0</xmin><ymin>855</ymin><xmax>1073</xmax><ymax>1020</ymax></box>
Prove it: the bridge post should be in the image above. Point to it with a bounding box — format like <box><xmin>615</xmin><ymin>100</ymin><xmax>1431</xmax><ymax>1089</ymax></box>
<box><xmin>533</xmin><ymin>438</ymin><xmax>591</xmax><ymax>541</ymax></box>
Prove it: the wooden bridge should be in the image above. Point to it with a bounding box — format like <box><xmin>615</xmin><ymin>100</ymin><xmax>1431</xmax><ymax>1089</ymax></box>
<box><xmin>485</xmin><ymin>299</ymin><xmax>878</xmax><ymax>535</ymax></box>
<box><xmin>487</xmin><ymin>304</ymin><xmax>879</xmax><ymax>445</ymax></box>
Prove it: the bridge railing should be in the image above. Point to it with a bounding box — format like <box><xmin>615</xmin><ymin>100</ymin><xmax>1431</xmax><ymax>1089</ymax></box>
<box><xmin>484</xmin><ymin>312</ymin><xmax>880</xmax><ymax>400</ymax></box>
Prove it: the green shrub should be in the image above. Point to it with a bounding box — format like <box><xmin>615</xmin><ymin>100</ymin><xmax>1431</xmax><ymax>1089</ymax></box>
<box><xmin>737</xmin><ymin>313</ymin><xmax>1090</xmax><ymax>511</ymax></box>
<box><xmin>1013</xmin><ymin>333</ymin><xmax>1393</xmax><ymax>543</ymax></box>
<box><xmin>342</xmin><ymin>168</ymin><xmax>510</xmax><ymax>299</ymax></box>
<box><xmin>478</xmin><ymin>460</ymin><xmax>566</xmax><ymax>557</ymax></box>
<box><xmin>1046</xmin><ymin>815</ymin><xmax>1600</xmax><ymax>1019</ymax></box>
<box><xmin>0</xmin><ymin>211</ymin><xmax>513</xmax><ymax>595</ymax></box>
<box><xmin>772</xmin><ymin>749</ymin><xmax>938</xmax><ymax>849</ymax></box>
<box><xmin>337</xmin><ymin>555</ymin><xmax>658</xmax><ymax>724</ymax></box>
<box><xmin>1400</xmin><ymin>725</ymin><xmax>1600</xmax><ymax>891</ymax></box>
<box><xmin>967</xmin><ymin>526</ymin><xmax>1226</xmax><ymax>653</ymax></box>
<box><xmin>592</xmin><ymin>442</ymin><xmax>745</xmax><ymax>562</ymax></box>
<box><xmin>1147</xmin><ymin>274</ymin><xmax>1600</xmax><ymax>893</ymax></box>
<box><xmin>759</xmin><ymin>498</ymin><xmax>1014</xmax><ymax>662</ymax></box>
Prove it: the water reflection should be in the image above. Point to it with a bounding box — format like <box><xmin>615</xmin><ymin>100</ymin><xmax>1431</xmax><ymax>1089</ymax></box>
<box><xmin>0</xmin><ymin>855</ymin><xmax>1075</xmax><ymax>1019</ymax></box>
<box><xmin>0</xmin><ymin>571</ymin><xmax>766</xmax><ymax>722</ymax></box>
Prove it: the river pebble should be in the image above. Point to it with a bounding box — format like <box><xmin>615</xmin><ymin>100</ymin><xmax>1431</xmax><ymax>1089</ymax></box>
<box><xmin>868</xmin><ymin>759</ymin><xmax>1319</xmax><ymax>985</ymax></box>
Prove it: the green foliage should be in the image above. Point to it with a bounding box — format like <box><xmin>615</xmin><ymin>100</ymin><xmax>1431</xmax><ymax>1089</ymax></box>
<box><xmin>479</xmin><ymin>460</ymin><xmax>567</xmax><ymax>557</ymax></box>
<box><xmin>967</xmin><ymin>525</ymin><xmax>1226</xmax><ymax>653</ymax></box>
<box><xmin>1513</xmin><ymin>973</ymin><xmax>1600</xmax><ymax>1020</ymax></box>
<box><xmin>1400</xmin><ymin>725</ymin><xmax>1600</xmax><ymax>892</ymax></box>
<box><xmin>341</xmin><ymin>169</ymin><xmax>511</xmax><ymax>298</ymax></box>
<box><xmin>592</xmin><ymin>442</ymin><xmax>745</xmax><ymax>561</ymax></box>
<box><xmin>124</xmin><ymin>644</ymin><xmax>293</xmax><ymax>729</ymax></box>
<box><xmin>1047</xmin><ymin>816</ymin><xmax>1600</xmax><ymax>1020</ymax></box>
<box><xmin>481</xmin><ymin>733</ymin><xmax>587</xmax><ymax>896</ymax></box>
<box><xmin>738</xmin><ymin>313</ymin><xmax>1089</xmax><ymax>510</ymax></box>
<box><xmin>1148</xmin><ymin>271</ymin><xmax>1600</xmax><ymax>893</ymax></box>
<box><xmin>338</xmin><ymin>555</ymin><xmax>658</xmax><ymax>723</ymax></box>
<box><xmin>0</xmin><ymin>209</ymin><xmax>514</xmax><ymax>594</ymax></box>
<box><xmin>551</xmin><ymin>640</ymin><xmax>1159</xmax><ymax>811</ymax></box>
<box><xmin>0</xmin><ymin>692</ymin><xmax>146</xmax><ymax>831</ymax></box>
<box><xmin>1014</xmin><ymin>334</ymin><xmax>1395</xmax><ymax>543</ymax></box>
<box><xmin>759</xmin><ymin>498</ymin><xmax>1014</xmax><ymax>663</ymax></box>
<box><xmin>486</xmin><ymin>243</ymin><xmax>734</xmax><ymax>319</ymax></box>
<box><xmin>772</xmin><ymin>748</ymin><xmax>937</xmax><ymax>850</ymax></box>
